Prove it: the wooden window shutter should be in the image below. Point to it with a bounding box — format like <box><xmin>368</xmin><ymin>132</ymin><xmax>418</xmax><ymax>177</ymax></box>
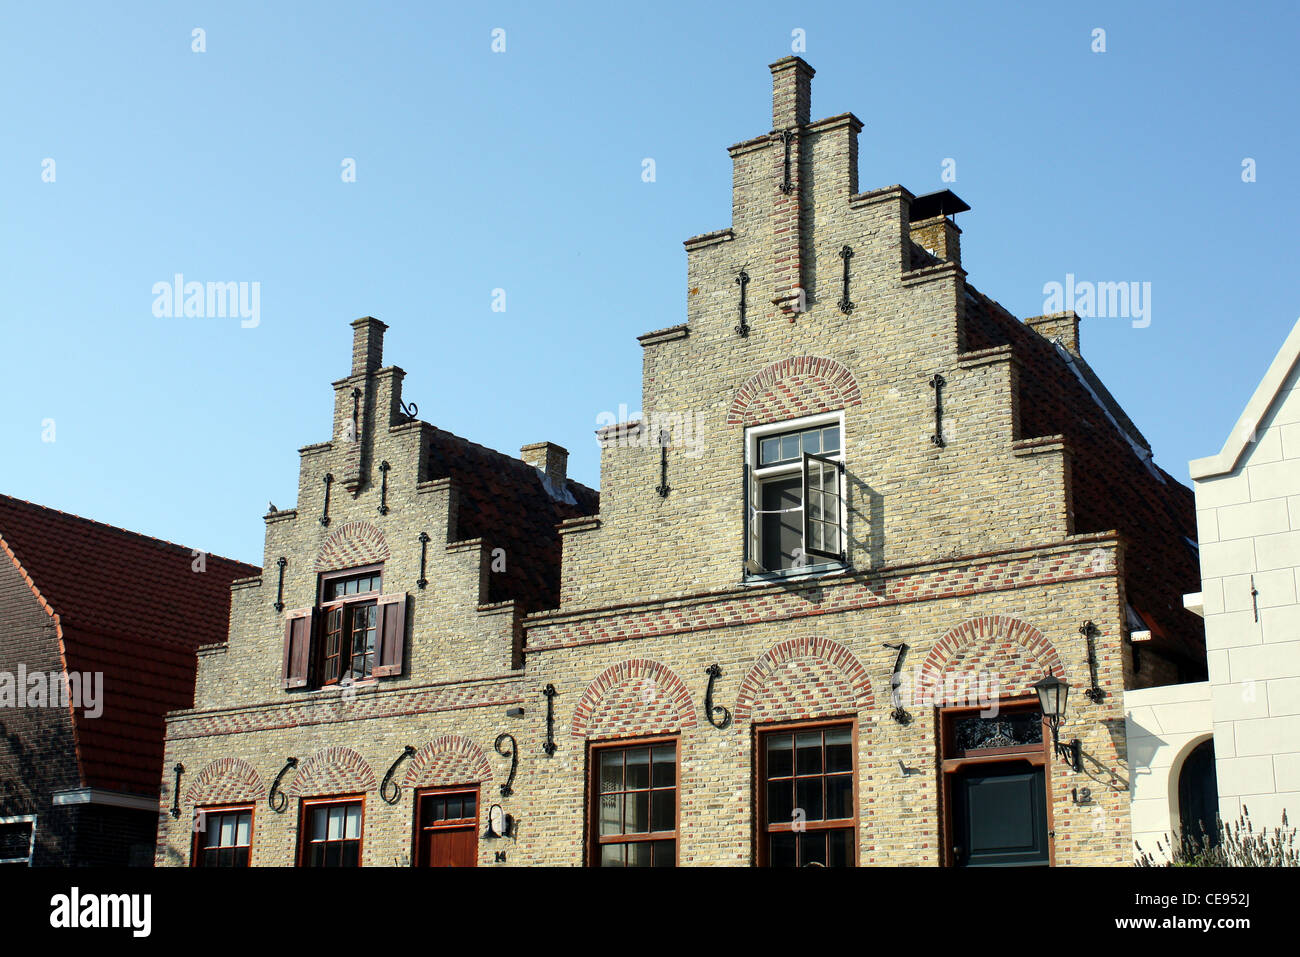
<box><xmin>281</xmin><ymin>607</ymin><xmax>318</xmax><ymax>689</ymax></box>
<box><xmin>373</xmin><ymin>593</ymin><xmax>408</xmax><ymax>677</ymax></box>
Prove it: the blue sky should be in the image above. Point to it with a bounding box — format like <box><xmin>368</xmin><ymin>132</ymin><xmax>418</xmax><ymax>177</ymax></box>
<box><xmin>2</xmin><ymin>1</ymin><xmax>1297</xmax><ymax>566</ymax></box>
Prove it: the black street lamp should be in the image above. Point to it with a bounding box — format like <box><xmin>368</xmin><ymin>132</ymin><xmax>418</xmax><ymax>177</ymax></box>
<box><xmin>1032</xmin><ymin>671</ymin><xmax>1082</xmax><ymax>772</ymax></box>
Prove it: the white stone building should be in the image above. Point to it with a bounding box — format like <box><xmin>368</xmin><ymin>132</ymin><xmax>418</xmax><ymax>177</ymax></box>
<box><xmin>1128</xmin><ymin>316</ymin><xmax>1300</xmax><ymax>857</ymax></box>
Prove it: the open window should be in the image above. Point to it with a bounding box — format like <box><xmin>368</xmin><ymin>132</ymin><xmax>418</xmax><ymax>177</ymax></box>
<box><xmin>744</xmin><ymin>415</ymin><xmax>846</xmax><ymax>576</ymax></box>
<box><xmin>281</xmin><ymin>564</ymin><xmax>407</xmax><ymax>689</ymax></box>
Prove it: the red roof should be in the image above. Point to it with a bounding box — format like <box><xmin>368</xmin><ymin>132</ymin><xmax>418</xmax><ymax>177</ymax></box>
<box><xmin>426</xmin><ymin>429</ymin><xmax>600</xmax><ymax>613</ymax></box>
<box><xmin>963</xmin><ymin>291</ymin><xmax>1205</xmax><ymax>676</ymax></box>
<box><xmin>0</xmin><ymin>494</ymin><xmax>259</xmax><ymax>795</ymax></box>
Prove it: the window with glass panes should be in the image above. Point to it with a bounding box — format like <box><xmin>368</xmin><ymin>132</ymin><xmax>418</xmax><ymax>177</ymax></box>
<box><xmin>591</xmin><ymin>740</ymin><xmax>677</xmax><ymax>867</ymax></box>
<box><xmin>299</xmin><ymin>798</ymin><xmax>363</xmax><ymax>867</ymax></box>
<box><xmin>192</xmin><ymin>807</ymin><xmax>253</xmax><ymax>867</ymax></box>
<box><xmin>746</xmin><ymin>417</ymin><xmax>844</xmax><ymax>573</ymax></box>
<box><xmin>758</xmin><ymin>723</ymin><xmax>856</xmax><ymax>866</ymax></box>
<box><xmin>317</xmin><ymin>567</ymin><xmax>382</xmax><ymax>684</ymax></box>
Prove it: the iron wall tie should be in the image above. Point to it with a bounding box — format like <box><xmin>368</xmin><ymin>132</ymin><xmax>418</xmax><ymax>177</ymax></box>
<box><xmin>704</xmin><ymin>664</ymin><xmax>731</xmax><ymax>729</ymax></box>
<box><xmin>495</xmin><ymin>733</ymin><xmax>518</xmax><ymax>797</ymax></box>
<box><xmin>380</xmin><ymin>745</ymin><xmax>417</xmax><ymax>805</ymax></box>
<box><xmin>272</xmin><ymin>556</ymin><xmax>287</xmax><ymax>612</ymax></box>
<box><xmin>268</xmin><ymin>756</ymin><xmax>298</xmax><ymax>813</ymax></box>
<box><xmin>320</xmin><ymin>473</ymin><xmax>334</xmax><ymax>526</ymax></box>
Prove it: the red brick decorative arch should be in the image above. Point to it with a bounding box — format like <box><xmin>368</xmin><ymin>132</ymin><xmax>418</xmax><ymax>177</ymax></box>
<box><xmin>919</xmin><ymin>615</ymin><xmax>1064</xmax><ymax>705</ymax></box>
<box><xmin>727</xmin><ymin>356</ymin><xmax>862</xmax><ymax>426</ymax></box>
<box><xmin>185</xmin><ymin>757</ymin><xmax>265</xmax><ymax>805</ymax></box>
<box><xmin>287</xmin><ymin>746</ymin><xmax>377</xmax><ymax>796</ymax></box>
<box><xmin>402</xmin><ymin>735</ymin><xmax>493</xmax><ymax>789</ymax></box>
<box><xmin>734</xmin><ymin>636</ymin><xmax>874</xmax><ymax>724</ymax></box>
<box><xmin>314</xmin><ymin>520</ymin><xmax>390</xmax><ymax>572</ymax></box>
<box><xmin>570</xmin><ymin>659</ymin><xmax>698</xmax><ymax>740</ymax></box>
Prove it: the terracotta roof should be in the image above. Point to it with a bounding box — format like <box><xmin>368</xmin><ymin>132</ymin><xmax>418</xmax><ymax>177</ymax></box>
<box><xmin>425</xmin><ymin>430</ymin><xmax>599</xmax><ymax>613</ymax></box>
<box><xmin>962</xmin><ymin>290</ymin><xmax>1205</xmax><ymax>676</ymax></box>
<box><xmin>0</xmin><ymin>494</ymin><xmax>259</xmax><ymax>795</ymax></box>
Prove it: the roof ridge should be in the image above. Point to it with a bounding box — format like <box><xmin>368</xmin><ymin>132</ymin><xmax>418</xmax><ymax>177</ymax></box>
<box><xmin>427</xmin><ymin>427</ymin><xmax>599</xmax><ymax>499</ymax></box>
<box><xmin>0</xmin><ymin>493</ymin><xmax>259</xmax><ymax>571</ymax></box>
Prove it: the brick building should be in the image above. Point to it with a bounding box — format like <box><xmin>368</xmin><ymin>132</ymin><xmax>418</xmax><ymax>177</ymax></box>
<box><xmin>0</xmin><ymin>494</ymin><xmax>256</xmax><ymax>865</ymax></box>
<box><xmin>156</xmin><ymin>58</ymin><xmax>1203</xmax><ymax>867</ymax></box>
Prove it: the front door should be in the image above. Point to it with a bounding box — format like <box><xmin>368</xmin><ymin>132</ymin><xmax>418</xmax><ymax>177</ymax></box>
<box><xmin>952</xmin><ymin>763</ymin><xmax>1049</xmax><ymax>867</ymax></box>
<box><xmin>414</xmin><ymin>787</ymin><xmax>479</xmax><ymax>867</ymax></box>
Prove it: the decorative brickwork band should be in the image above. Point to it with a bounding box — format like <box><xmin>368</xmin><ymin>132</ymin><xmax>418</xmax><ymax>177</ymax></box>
<box><xmin>184</xmin><ymin>757</ymin><xmax>266</xmax><ymax>806</ymax></box>
<box><xmin>570</xmin><ymin>659</ymin><xmax>698</xmax><ymax>740</ymax></box>
<box><xmin>734</xmin><ymin>636</ymin><xmax>873</xmax><ymax>724</ymax></box>
<box><xmin>286</xmin><ymin>746</ymin><xmax>377</xmax><ymax>796</ymax></box>
<box><xmin>918</xmin><ymin>615</ymin><xmax>1065</xmax><ymax>705</ymax></box>
<box><xmin>727</xmin><ymin>355</ymin><xmax>863</xmax><ymax>426</ymax></box>
<box><xmin>402</xmin><ymin>735</ymin><xmax>494</xmax><ymax>789</ymax></box>
<box><xmin>314</xmin><ymin>520</ymin><xmax>391</xmax><ymax>572</ymax></box>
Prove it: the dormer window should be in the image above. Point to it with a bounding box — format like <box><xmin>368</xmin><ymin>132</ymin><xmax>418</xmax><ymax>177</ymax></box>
<box><xmin>281</xmin><ymin>565</ymin><xmax>408</xmax><ymax>690</ymax></box>
<box><xmin>744</xmin><ymin>414</ymin><xmax>846</xmax><ymax>577</ymax></box>
<box><xmin>319</xmin><ymin>567</ymin><xmax>383</xmax><ymax>685</ymax></box>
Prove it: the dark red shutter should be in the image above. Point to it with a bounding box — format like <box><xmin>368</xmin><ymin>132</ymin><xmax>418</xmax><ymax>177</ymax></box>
<box><xmin>281</xmin><ymin>607</ymin><xmax>318</xmax><ymax>689</ymax></box>
<box><xmin>373</xmin><ymin>593</ymin><xmax>408</xmax><ymax>677</ymax></box>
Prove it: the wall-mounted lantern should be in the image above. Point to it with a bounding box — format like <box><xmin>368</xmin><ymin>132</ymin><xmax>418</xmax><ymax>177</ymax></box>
<box><xmin>1032</xmin><ymin>671</ymin><xmax>1082</xmax><ymax>772</ymax></box>
<box><xmin>486</xmin><ymin>804</ymin><xmax>514</xmax><ymax>839</ymax></box>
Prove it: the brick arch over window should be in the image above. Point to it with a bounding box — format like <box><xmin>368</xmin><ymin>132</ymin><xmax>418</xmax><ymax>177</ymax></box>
<box><xmin>402</xmin><ymin>735</ymin><xmax>494</xmax><ymax>789</ymax></box>
<box><xmin>287</xmin><ymin>746</ymin><xmax>377</xmax><ymax>796</ymax></box>
<box><xmin>185</xmin><ymin>757</ymin><xmax>265</xmax><ymax>806</ymax></box>
<box><xmin>919</xmin><ymin>615</ymin><xmax>1065</xmax><ymax>705</ymax></box>
<box><xmin>314</xmin><ymin>520</ymin><xmax>391</xmax><ymax>572</ymax></box>
<box><xmin>734</xmin><ymin>636</ymin><xmax>874</xmax><ymax>724</ymax></box>
<box><xmin>570</xmin><ymin>659</ymin><xmax>698</xmax><ymax>740</ymax></box>
<box><xmin>726</xmin><ymin>356</ymin><xmax>863</xmax><ymax>426</ymax></box>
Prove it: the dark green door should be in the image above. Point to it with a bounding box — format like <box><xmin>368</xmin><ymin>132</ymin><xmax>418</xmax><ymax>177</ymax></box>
<box><xmin>952</xmin><ymin>764</ymin><xmax>1049</xmax><ymax>867</ymax></box>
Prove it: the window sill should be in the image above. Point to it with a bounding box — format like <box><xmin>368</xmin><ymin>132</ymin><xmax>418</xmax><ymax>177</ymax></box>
<box><xmin>742</xmin><ymin>562</ymin><xmax>850</xmax><ymax>586</ymax></box>
<box><xmin>292</xmin><ymin>679</ymin><xmax>380</xmax><ymax>695</ymax></box>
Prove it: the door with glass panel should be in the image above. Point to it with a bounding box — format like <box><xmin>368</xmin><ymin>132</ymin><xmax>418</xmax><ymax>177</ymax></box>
<box><xmin>590</xmin><ymin>738</ymin><xmax>677</xmax><ymax>867</ymax></box>
<box><xmin>757</xmin><ymin>722</ymin><xmax>857</xmax><ymax>866</ymax></box>
<box><xmin>414</xmin><ymin>787</ymin><xmax>479</xmax><ymax>867</ymax></box>
<box><xmin>939</xmin><ymin>701</ymin><xmax>1051</xmax><ymax>867</ymax></box>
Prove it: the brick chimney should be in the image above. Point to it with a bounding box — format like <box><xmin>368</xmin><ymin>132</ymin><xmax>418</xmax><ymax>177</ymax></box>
<box><xmin>909</xmin><ymin>217</ymin><xmax>962</xmax><ymax>267</ymax></box>
<box><xmin>908</xmin><ymin>191</ymin><xmax>970</xmax><ymax>269</ymax></box>
<box><xmin>770</xmin><ymin>56</ymin><xmax>814</xmax><ymax>129</ymax></box>
<box><xmin>1025</xmin><ymin>311</ymin><xmax>1082</xmax><ymax>354</ymax></box>
<box><xmin>333</xmin><ymin>316</ymin><xmax>406</xmax><ymax>497</ymax></box>
<box><xmin>769</xmin><ymin>57</ymin><xmax>814</xmax><ymax>314</ymax></box>
<box><xmin>351</xmin><ymin>316</ymin><xmax>387</xmax><ymax>375</ymax></box>
<box><xmin>520</xmin><ymin>442</ymin><xmax>568</xmax><ymax>488</ymax></box>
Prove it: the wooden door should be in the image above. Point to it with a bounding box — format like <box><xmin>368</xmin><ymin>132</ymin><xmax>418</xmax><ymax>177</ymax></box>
<box><xmin>952</xmin><ymin>763</ymin><xmax>1049</xmax><ymax>867</ymax></box>
<box><xmin>414</xmin><ymin>787</ymin><xmax>479</xmax><ymax>867</ymax></box>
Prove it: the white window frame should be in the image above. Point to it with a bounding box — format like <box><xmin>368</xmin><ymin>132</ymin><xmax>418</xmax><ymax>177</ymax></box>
<box><xmin>744</xmin><ymin>411</ymin><xmax>847</xmax><ymax>582</ymax></box>
<box><xmin>0</xmin><ymin>814</ymin><xmax>37</xmax><ymax>866</ymax></box>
